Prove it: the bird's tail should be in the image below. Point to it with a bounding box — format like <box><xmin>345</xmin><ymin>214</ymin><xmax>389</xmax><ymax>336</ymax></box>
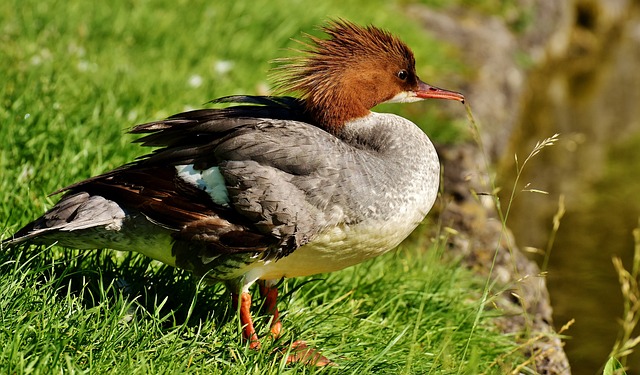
<box><xmin>2</xmin><ymin>191</ymin><xmax>126</xmax><ymax>249</ymax></box>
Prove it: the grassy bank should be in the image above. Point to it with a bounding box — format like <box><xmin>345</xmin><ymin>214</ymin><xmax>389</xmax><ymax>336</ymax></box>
<box><xmin>1</xmin><ymin>0</ymin><xmax>522</xmax><ymax>373</ymax></box>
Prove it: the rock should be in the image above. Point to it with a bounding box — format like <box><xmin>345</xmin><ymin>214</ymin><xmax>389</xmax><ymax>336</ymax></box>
<box><xmin>406</xmin><ymin>2</ymin><xmax>579</xmax><ymax>373</ymax></box>
<box><xmin>407</xmin><ymin>1</ymin><xmax>569</xmax><ymax>160</ymax></box>
<box><xmin>435</xmin><ymin>144</ymin><xmax>571</xmax><ymax>374</ymax></box>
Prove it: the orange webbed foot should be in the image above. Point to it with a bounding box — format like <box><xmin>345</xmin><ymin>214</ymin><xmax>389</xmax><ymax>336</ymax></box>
<box><xmin>283</xmin><ymin>340</ymin><xmax>334</xmax><ymax>367</ymax></box>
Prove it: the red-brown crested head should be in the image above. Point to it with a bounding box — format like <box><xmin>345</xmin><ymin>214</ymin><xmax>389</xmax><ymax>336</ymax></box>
<box><xmin>274</xmin><ymin>20</ymin><xmax>464</xmax><ymax>133</ymax></box>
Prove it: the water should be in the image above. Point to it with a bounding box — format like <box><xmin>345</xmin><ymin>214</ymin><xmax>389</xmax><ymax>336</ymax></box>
<box><xmin>498</xmin><ymin>17</ymin><xmax>640</xmax><ymax>374</ymax></box>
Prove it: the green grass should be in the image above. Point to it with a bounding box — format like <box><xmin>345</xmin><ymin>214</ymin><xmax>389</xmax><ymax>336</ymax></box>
<box><xmin>0</xmin><ymin>237</ymin><xmax>520</xmax><ymax>374</ymax></box>
<box><xmin>1</xmin><ymin>0</ymin><xmax>523</xmax><ymax>373</ymax></box>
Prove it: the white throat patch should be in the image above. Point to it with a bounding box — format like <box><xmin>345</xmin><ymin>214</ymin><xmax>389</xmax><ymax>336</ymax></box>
<box><xmin>384</xmin><ymin>91</ymin><xmax>422</xmax><ymax>104</ymax></box>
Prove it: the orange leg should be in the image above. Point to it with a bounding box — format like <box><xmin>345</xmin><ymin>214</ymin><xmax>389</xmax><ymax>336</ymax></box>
<box><xmin>232</xmin><ymin>292</ymin><xmax>260</xmax><ymax>349</ymax></box>
<box><xmin>258</xmin><ymin>280</ymin><xmax>282</xmax><ymax>338</ymax></box>
<box><xmin>232</xmin><ymin>282</ymin><xmax>332</xmax><ymax>366</ymax></box>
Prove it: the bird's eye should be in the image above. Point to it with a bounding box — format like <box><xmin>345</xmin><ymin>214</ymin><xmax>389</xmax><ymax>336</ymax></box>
<box><xmin>397</xmin><ymin>70</ymin><xmax>408</xmax><ymax>81</ymax></box>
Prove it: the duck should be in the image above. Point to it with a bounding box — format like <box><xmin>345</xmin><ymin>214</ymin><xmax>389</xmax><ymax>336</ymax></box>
<box><xmin>3</xmin><ymin>20</ymin><xmax>464</xmax><ymax>364</ymax></box>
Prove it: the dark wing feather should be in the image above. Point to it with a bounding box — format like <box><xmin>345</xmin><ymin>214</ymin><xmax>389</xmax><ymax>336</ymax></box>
<box><xmin>130</xmin><ymin>96</ymin><xmax>312</xmax><ymax>148</ymax></box>
<box><xmin>33</xmin><ymin>96</ymin><xmax>344</xmax><ymax>263</ymax></box>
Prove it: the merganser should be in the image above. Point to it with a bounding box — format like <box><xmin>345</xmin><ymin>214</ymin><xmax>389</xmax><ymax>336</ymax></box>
<box><xmin>3</xmin><ymin>20</ymin><xmax>464</xmax><ymax>363</ymax></box>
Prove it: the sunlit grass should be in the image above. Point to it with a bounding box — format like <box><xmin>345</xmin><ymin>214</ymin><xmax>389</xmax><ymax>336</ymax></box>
<box><xmin>0</xmin><ymin>236</ymin><xmax>522</xmax><ymax>373</ymax></box>
<box><xmin>606</xmin><ymin>220</ymin><xmax>640</xmax><ymax>374</ymax></box>
<box><xmin>1</xmin><ymin>0</ymin><xmax>525</xmax><ymax>373</ymax></box>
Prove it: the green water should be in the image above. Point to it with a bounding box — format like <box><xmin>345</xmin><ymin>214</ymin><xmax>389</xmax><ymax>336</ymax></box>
<box><xmin>498</xmin><ymin>22</ymin><xmax>640</xmax><ymax>374</ymax></box>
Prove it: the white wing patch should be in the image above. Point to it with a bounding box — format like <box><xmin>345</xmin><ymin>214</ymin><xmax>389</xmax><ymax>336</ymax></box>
<box><xmin>175</xmin><ymin>164</ymin><xmax>230</xmax><ymax>207</ymax></box>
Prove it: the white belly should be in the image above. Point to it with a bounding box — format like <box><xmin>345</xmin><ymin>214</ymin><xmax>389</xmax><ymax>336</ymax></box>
<box><xmin>245</xmin><ymin>217</ymin><xmax>421</xmax><ymax>281</ymax></box>
<box><xmin>90</xmin><ymin>211</ymin><xmax>425</xmax><ymax>289</ymax></box>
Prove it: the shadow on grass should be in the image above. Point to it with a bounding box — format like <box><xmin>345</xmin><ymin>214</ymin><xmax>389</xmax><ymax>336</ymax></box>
<box><xmin>0</xmin><ymin>244</ymin><xmax>236</xmax><ymax>330</ymax></box>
